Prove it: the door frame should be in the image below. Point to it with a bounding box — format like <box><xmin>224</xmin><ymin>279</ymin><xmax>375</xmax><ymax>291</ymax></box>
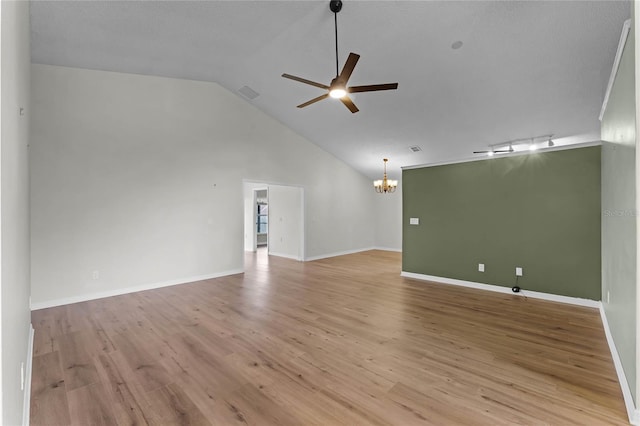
<box><xmin>243</xmin><ymin>179</ymin><xmax>305</xmax><ymax>261</ymax></box>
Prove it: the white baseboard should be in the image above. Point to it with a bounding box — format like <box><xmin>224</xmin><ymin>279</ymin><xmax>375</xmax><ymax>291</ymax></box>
<box><xmin>268</xmin><ymin>251</ymin><xmax>301</xmax><ymax>261</ymax></box>
<box><xmin>305</xmin><ymin>247</ymin><xmax>376</xmax><ymax>261</ymax></box>
<box><xmin>400</xmin><ymin>271</ymin><xmax>600</xmax><ymax>308</ymax></box>
<box><xmin>599</xmin><ymin>305</ymin><xmax>638</xmax><ymax>425</ymax></box>
<box><xmin>23</xmin><ymin>324</ymin><xmax>34</xmax><ymax>426</ymax></box>
<box><xmin>373</xmin><ymin>246</ymin><xmax>402</xmax><ymax>253</ymax></box>
<box><xmin>31</xmin><ymin>269</ymin><xmax>244</xmax><ymax>310</ymax></box>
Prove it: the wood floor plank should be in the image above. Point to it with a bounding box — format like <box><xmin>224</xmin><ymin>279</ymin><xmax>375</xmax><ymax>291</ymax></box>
<box><xmin>56</xmin><ymin>331</ymin><xmax>102</xmax><ymax>391</ymax></box>
<box><xmin>109</xmin><ymin>331</ymin><xmax>173</xmax><ymax>393</ymax></box>
<box><xmin>147</xmin><ymin>382</ymin><xmax>211</xmax><ymax>426</ymax></box>
<box><xmin>67</xmin><ymin>382</ymin><xmax>118</xmax><ymax>426</ymax></box>
<box><xmin>93</xmin><ymin>353</ymin><xmax>153</xmax><ymax>425</ymax></box>
<box><xmin>217</xmin><ymin>383</ymin><xmax>303</xmax><ymax>426</ymax></box>
<box><xmin>165</xmin><ymin>331</ymin><xmax>248</xmax><ymax>398</ymax></box>
<box><xmin>31</xmin><ymin>249</ymin><xmax>629</xmax><ymax>425</ymax></box>
<box><xmin>31</xmin><ymin>312</ymin><xmax>60</xmax><ymax>356</ymax></box>
<box><xmin>30</xmin><ymin>351</ymin><xmax>71</xmax><ymax>426</ymax></box>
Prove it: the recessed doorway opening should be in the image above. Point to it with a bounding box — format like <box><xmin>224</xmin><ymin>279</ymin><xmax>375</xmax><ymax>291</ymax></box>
<box><xmin>243</xmin><ymin>181</ymin><xmax>304</xmax><ymax>261</ymax></box>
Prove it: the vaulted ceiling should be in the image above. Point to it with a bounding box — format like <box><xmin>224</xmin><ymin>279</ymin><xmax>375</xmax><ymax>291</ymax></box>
<box><xmin>30</xmin><ymin>0</ymin><xmax>631</xmax><ymax>179</ymax></box>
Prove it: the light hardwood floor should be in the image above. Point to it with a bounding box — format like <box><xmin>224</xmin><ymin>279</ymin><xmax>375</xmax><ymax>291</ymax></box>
<box><xmin>31</xmin><ymin>250</ymin><xmax>627</xmax><ymax>425</ymax></box>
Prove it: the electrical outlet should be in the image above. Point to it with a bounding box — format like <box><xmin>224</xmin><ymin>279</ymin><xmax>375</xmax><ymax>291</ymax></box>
<box><xmin>92</xmin><ymin>270</ymin><xmax>100</xmax><ymax>280</ymax></box>
<box><xmin>515</xmin><ymin>267</ymin><xmax>523</xmax><ymax>277</ymax></box>
<box><xmin>478</xmin><ymin>263</ymin><xmax>485</xmax><ymax>272</ymax></box>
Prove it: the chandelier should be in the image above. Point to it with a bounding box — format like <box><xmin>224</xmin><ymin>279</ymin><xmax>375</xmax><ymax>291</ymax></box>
<box><xmin>373</xmin><ymin>158</ymin><xmax>398</xmax><ymax>193</ymax></box>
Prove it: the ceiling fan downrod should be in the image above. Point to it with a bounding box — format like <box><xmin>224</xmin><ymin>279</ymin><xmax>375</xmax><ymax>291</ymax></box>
<box><xmin>330</xmin><ymin>0</ymin><xmax>343</xmax><ymax>78</ymax></box>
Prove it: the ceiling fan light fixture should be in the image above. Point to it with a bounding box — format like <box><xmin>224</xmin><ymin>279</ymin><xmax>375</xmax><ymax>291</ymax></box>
<box><xmin>329</xmin><ymin>87</ymin><xmax>347</xmax><ymax>98</ymax></box>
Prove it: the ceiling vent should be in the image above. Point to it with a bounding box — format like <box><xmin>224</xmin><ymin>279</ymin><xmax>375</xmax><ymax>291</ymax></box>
<box><xmin>238</xmin><ymin>85</ymin><xmax>260</xmax><ymax>100</ymax></box>
<box><xmin>409</xmin><ymin>146</ymin><xmax>422</xmax><ymax>152</ymax></box>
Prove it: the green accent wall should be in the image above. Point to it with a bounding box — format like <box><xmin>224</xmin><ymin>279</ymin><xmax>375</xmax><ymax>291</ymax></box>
<box><xmin>403</xmin><ymin>146</ymin><xmax>601</xmax><ymax>300</ymax></box>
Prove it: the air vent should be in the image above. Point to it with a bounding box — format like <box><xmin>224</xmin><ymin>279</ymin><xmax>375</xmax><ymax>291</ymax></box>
<box><xmin>409</xmin><ymin>146</ymin><xmax>422</xmax><ymax>152</ymax></box>
<box><xmin>238</xmin><ymin>86</ymin><xmax>260</xmax><ymax>100</ymax></box>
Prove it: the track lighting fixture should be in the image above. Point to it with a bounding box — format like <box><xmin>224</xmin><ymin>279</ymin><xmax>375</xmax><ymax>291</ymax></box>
<box><xmin>474</xmin><ymin>134</ymin><xmax>554</xmax><ymax>157</ymax></box>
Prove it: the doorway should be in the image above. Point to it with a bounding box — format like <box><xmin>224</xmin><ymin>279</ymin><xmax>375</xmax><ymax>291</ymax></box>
<box><xmin>243</xmin><ymin>181</ymin><xmax>304</xmax><ymax>260</ymax></box>
<box><xmin>256</xmin><ymin>189</ymin><xmax>268</xmax><ymax>248</ymax></box>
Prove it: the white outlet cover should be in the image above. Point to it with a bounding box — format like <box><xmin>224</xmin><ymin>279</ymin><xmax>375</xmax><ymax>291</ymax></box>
<box><xmin>516</xmin><ymin>267</ymin><xmax>523</xmax><ymax>276</ymax></box>
<box><xmin>478</xmin><ymin>263</ymin><xmax>485</xmax><ymax>272</ymax></box>
<box><xmin>409</xmin><ymin>217</ymin><xmax>419</xmax><ymax>225</ymax></box>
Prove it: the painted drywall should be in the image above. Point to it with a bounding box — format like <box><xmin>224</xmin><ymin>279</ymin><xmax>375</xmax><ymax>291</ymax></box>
<box><xmin>631</xmin><ymin>2</ymin><xmax>640</xmax><ymax>410</ymax></box>
<box><xmin>601</xmin><ymin>11</ymin><xmax>636</xmax><ymax>402</ymax></box>
<box><xmin>373</xmin><ymin>180</ymin><xmax>402</xmax><ymax>251</ymax></box>
<box><xmin>268</xmin><ymin>185</ymin><xmax>303</xmax><ymax>260</ymax></box>
<box><xmin>1</xmin><ymin>1</ymin><xmax>32</xmax><ymax>424</ymax></box>
<box><xmin>635</xmin><ymin>0</ymin><xmax>640</xmax><ymax>410</ymax></box>
<box><xmin>30</xmin><ymin>65</ymin><xmax>375</xmax><ymax>307</ymax></box>
<box><xmin>403</xmin><ymin>146</ymin><xmax>601</xmax><ymax>300</ymax></box>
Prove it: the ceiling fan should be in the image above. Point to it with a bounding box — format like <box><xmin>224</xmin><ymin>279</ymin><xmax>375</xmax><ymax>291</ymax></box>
<box><xmin>282</xmin><ymin>0</ymin><xmax>398</xmax><ymax>113</ymax></box>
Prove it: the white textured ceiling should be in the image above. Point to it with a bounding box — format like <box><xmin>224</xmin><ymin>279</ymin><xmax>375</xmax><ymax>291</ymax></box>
<box><xmin>30</xmin><ymin>0</ymin><xmax>631</xmax><ymax>179</ymax></box>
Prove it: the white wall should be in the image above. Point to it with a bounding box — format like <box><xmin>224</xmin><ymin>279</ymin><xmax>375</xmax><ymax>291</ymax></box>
<box><xmin>30</xmin><ymin>65</ymin><xmax>376</xmax><ymax>308</ymax></box>
<box><xmin>635</xmin><ymin>0</ymin><xmax>640</xmax><ymax>414</ymax></box>
<box><xmin>373</xmin><ymin>180</ymin><xmax>402</xmax><ymax>251</ymax></box>
<box><xmin>1</xmin><ymin>1</ymin><xmax>32</xmax><ymax>424</ymax></box>
<box><xmin>601</xmin><ymin>14</ymin><xmax>637</xmax><ymax>408</ymax></box>
<box><xmin>268</xmin><ymin>184</ymin><xmax>303</xmax><ymax>260</ymax></box>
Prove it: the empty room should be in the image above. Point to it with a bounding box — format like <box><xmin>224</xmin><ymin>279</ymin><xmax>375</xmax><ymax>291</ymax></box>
<box><xmin>1</xmin><ymin>0</ymin><xmax>639</xmax><ymax>424</ymax></box>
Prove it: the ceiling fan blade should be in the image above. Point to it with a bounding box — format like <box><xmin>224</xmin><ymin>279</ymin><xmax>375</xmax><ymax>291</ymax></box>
<box><xmin>297</xmin><ymin>93</ymin><xmax>329</xmax><ymax>108</ymax></box>
<box><xmin>337</xmin><ymin>53</ymin><xmax>360</xmax><ymax>84</ymax></box>
<box><xmin>348</xmin><ymin>83</ymin><xmax>398</xmax><ymax>93</ymax></box>
<box><xmin>282</xmin><ymin>73</ymin><xmax>329</xmax><ymax>90</ymax></box>
<box><xmin>340</xmin><ymin>96</ymin><xmax>359</xmax><ymax>113</ymax></box>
